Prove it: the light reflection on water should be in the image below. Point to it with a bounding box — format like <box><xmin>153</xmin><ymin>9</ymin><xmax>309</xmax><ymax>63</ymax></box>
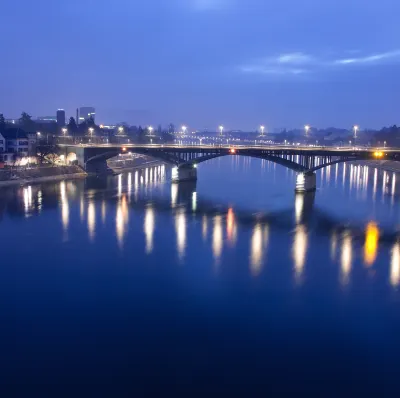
<box><xmin>2</xmin><ymin>159</ymin><xmax>400</xmax><ymax>285</ymax></box>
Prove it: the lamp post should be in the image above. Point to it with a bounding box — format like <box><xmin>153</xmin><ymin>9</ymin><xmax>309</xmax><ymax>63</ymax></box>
<box><xmin>182</xmin><ymin>125</ymin><xmax>187</xmax><ymax>134</ymax></box>
<box><xmin>260</xmin><ymin>125</ymin><xmax>265</xmax><ymax>137</ymax></box>
<box><xmin>305</xmin><ymin>125</ymin><xmax>310</xmax><ymax>137</ymax></box>
<box><xmin>219</xmin><ymin>125</ymin><xmax>224</xmax><ymax>136</ymax></box>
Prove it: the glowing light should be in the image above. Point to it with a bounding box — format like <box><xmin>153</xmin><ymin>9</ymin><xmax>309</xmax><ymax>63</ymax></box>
<box><xmin>364</xmin><ymin>222</ymin><xmax>379</xmax><ymax>267</ymax></box>
<box><xmin>144</xmin><ymin>207</ymin><xmax>155</xmax><ymax>254</ymax></box>
<box><xmin>230</xmin><ymin>148</ymin><xmax>236</xmax><ymax>154</ymax></box>
<box><xmin>122</xmin><ymin>147</ymin><xmax>127</xmax><ymax>152</ymax></box>
<box><xmin>293</xmin><ymin>225</ymin><xmax>308</xmax><ymax>284</ymax></box>
<box><xmin>390</xmin><ymin>242</ymin><xmax>400</xmax><ymax>287</ymax></box>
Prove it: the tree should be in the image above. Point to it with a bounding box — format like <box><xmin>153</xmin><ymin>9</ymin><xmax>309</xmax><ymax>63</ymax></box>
<box><xmin>0</xmin><ymin>114</ymin><xmax>5</xmax><ymax>132</ymax></box>
<box><xmin>67</xmin><ymin>117</ymin><xmax>78</xmax><ymax>134</ymax></box>
<box><xmin>19</xmin><ymin>112</ymin><xmax>35</xmax><ymax>131</ymax></box>
<box><xmin>36</xmin><ymin>144</ymin><xmax>59</xmax><ymax>164</ymax></box>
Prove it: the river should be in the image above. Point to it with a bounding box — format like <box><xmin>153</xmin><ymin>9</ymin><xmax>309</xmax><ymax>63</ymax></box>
<box><xmin>3</xmin><ymin>156</ymin><xmax>400</xmax><ymax>395</ymax></box>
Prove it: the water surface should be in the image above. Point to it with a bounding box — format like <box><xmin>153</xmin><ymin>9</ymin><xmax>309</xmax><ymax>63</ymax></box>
<box><xmin>3</xmin><ymin>157</ymin><xmax>400</xmax><ymax>395</ymax></box>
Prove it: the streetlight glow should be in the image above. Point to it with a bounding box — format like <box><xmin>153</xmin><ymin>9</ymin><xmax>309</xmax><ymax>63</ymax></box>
<box><xmin>62</xmin><ymin>128</ymin><xmax>67</xmax><ymax>136</ymax></box>
<box><xmin>182</xmin><ymin>125</ymin><xmax>187</xmax><ymax>134</ymax></box>
<box><xmin>305</xmin><ymin>125</ymin><xmax>310</xmax><ymax>135</ymax></box>
<box><xmin>219</xmin><ymin>125</ymin><xmax>224</xmax><ymax>135</ymax></box>
<box><xmin>260</xmin><ymin>125</ymin><xmax>265</xmax><ymax>136</ymax></box>
<box><xmin>89</xmin><ymin>128</ymin><xmax>94</xmax><ymax>136</ymax></box>
<box><xmin>353</xmin><ymin>125</ymin><xmax>359</xmax><ymax>137</ymax></box>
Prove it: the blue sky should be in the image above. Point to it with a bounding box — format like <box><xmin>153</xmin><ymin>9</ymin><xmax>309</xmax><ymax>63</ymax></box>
<box><xmin>1</xmin><ymin>0</ymin><xmax>400</xmax><ymax>130</ymax></box>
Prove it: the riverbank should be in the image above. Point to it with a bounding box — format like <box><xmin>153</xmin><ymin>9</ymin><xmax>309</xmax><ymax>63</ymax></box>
<box><xmin>0</xmin><ymin>165</ymin><xmax>87</xmax><ymax>187</ymax></box>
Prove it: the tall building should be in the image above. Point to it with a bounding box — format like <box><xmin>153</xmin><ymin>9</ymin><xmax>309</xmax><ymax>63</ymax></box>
<box><xmin>56</xmin><ymin>109</ymin><xmax>66</xmax><ymax>127</ymax></box>
<box><xmin>79</xmin><ymin>107</ymin><xmax>96</xmax><ymax>123</ymax></box>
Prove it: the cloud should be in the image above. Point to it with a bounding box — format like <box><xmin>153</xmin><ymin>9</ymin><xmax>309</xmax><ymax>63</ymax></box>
<box><xmin>240</xmin><ymin>52</ymin><xmax>313</xmax><ymax>76</ymax></box>
<box><xmin>334</xmin><ymin>50</ymin><xmax>400</xmax><ymax>65</ymax></box>
<box><xmin>277</xmin><ymin>52</ymin><xmax>313</xmax><ymax>65</ymax></box>
<box><xmin>240</xmin><ymin>50</ymin><xmax>400</xmax><ymax>77</ymax></box>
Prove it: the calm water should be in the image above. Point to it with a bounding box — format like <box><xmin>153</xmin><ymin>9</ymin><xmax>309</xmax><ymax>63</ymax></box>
<box><xmin>3</xmin><ymin>157</ymin><xmax>400</xmax><ymax>395</ymax></box>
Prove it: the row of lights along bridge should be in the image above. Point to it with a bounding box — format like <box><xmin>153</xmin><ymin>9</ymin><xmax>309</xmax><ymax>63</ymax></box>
<box><xmin>50</xmin><ymin>124</ymin><xmax>363</xmax><ymax>146</ymax></box>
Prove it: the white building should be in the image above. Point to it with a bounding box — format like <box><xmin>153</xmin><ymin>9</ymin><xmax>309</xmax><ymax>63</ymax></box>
<box><xmin>0</xmin><ymin>132</ymin><xmax>5</xmax><ymax>154</ymax></box>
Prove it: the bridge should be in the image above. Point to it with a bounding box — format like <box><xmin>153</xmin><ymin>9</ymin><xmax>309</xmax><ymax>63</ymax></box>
<box><xmin>60</xmin><ymin>143</ymin><xmax>400</xmax><ymax>193</ymax></box>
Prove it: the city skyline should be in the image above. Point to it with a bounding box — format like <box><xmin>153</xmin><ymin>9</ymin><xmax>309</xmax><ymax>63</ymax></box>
<box><xmin>2</xmin><ymin>0</ymin><xmax>400</xmax><ymax>129</ymax></box>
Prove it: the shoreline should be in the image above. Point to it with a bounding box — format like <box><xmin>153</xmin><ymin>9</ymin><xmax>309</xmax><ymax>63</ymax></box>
<box><xmin>0</xmin><ymin>172</ymin><xmax>87</xmax><ymax>188</ymax></box>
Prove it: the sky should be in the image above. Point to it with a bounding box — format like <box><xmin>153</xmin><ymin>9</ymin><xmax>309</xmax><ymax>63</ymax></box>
<box><xmin>1</xmin><ymin>0</ymin><xmax>400</xmax><ymax>130</ymax></box>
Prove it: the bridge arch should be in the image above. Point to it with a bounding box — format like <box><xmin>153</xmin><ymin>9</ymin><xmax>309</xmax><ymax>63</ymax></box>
<box><xmin>180</xmin><ymin>153</ymin><xmax>308</xmax><ymax>172</ymax></box>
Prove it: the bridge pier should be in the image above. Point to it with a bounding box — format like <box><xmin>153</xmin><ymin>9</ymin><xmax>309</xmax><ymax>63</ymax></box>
<box><xmin>295</xmin><ymin>172</ymin><xmax>316</xmax><ymax>193</ymax></box>
<box><xmin>172</xmin><ymin>165</ymin><xmax>198</xmax><ymax>182</ymax></box>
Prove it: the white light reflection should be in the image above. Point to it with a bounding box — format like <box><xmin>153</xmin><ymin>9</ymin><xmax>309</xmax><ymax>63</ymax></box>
<box><xmin>295</xmin><ymin>193</ymin><xmax>304</xmax><ymax>224</ymax></box>
<box><xmin>171</xmin><ymin>183</ymin><xmax>178</xmax><ymax>207</ymax></box>
<box><xmin>118</xmin><ymin>174</ymin><xmax>122</xmax><ymax>196</ymax></box>
<box><xmin>23</xmin><ymin>186</ymin><xmax>32</xmax><ymax>214</ymax></box>
<box><xmin>37</xmin><ymin>190</ymin><xmax>42</xmax><ymax>212</ymax></box>
<box><xmin>226</xmin><ymin>208</ymin><xmax>237</xmax><ymax>246</ymax></box>
<box><xmin>60</xmin><ymin>181</ymin><xmax>69</xmax><ymax>230</ymax></box>
<box><xmin>116</xmin><ymin>195</ymin><xmax>129</xmax><ymax>249</ymax></box>
<box><xmin>212</xmin><ymin>215</ymin><xmax>223</xmax><ymax>264</ymax></box>
<box><xmin>202</xmin><ymin>215</ymin><xmax>208</xmax><ymax>240</ymax></box>
<box><xmin>128</xmin><ymin>172</ymin><xmax>132</xmax><ymax>195</ymax></box>
<box><xmin>175</xmin><ymin>209</ymin><xmax>186</xmax><ymax>260</ymax></box>
<box><xmin>331</xmin><ymin>231</ymin><xmax>337</xmax><ymax>261</ymax></box>
<box><xmin>293</xmin><ymin>225</ymin><xmax>308</xmax><ymax>284</ymax></box>
<box><xmin>390</xmin><ymin>242</ymin><xmax>400</xmax><ymax>287</ymax></box>
<box><xmin>340</xmin><ymin>232</ymin><xmax>353</xmax><ymax>286</ymax></box>
<box><xmin>101</xmin><ymin>201</ymin><xmax>106</xmax><ymax>224</ymax></box>
<box><xmin>144</xmin><ymin>206</ymin><xmax>155</xmax><ymax>254</ymax></box>
<box><xmin>192</xmin><ymin>192</ymin><xmax>197</xmax><ymax>212</ymax></box>
<box><xmin>87</xmin><ymin>201</ymin><xmax>96</xmax><ymax>241</ymax></box>
<box><xmin>250</xmin><ymin>223</ymin><xmax>269</xmax><ymax>277</ymax></box>
<box><xmin>80</xmin><ymin>196</ymin><xmax>85</xmax><ymax>221</ymax></box>
<box><xmin>373</xmin><ymin>168</ymin><xmax>378</xmax><ymax>201</ymax></box>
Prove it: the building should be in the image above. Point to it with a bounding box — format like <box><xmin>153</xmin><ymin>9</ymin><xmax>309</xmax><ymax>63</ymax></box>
<box><xmin>79</xmin><ymin>107</ymin><xmax>96</xmax><ymax>123</ymax></box>
<box><xmin>56</xmin><ymin>109</ymin><xmax>66</xmax><ymax>127</ymax></box>
<box><xmin>0</xmin><ymin>132</ymin><xmax>5</xmax><ymax>153</ymax></box>
<box><xmin>0</xmin><ymin>129</ymin><xmax>33</xmax><ymax>165</ymax></box>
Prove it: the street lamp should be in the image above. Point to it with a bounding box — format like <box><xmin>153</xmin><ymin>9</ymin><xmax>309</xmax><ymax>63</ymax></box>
<box><xmin>118</xmin><ymin>126</ymin><xmax>124</xmax><ymax>135</ymax></box>
<box><xmin>260</xmin><ymin>125</ymin><xmax>265</xmax><ymax>136</ymax></box>
<box><xmin>89</xmin><ymin>127</ymin><xmax>94</xmax><ymax>136</ymax></box>
<box><xmin>219</xmin><ymin>125</ymin><xmax>224</xmax><ymax>136</ymax></box>
<box><xmin>305</xmin><ymin>125</ymin><xmax>310</xmax><ymax>136</ymax></box>
<box><xmin>148</xmin><ymin>126</ymin><xmax>154</xmax><ymax>135</ymax></box>
<box><xmin>62</xmin><ymin>128</ymin><xmax>67</xmax><ymax>137</ymax></box>
<box><xmin>182</xmin><ymin>125</ymin><xmax>187</xmax><ymax>134</ymax></box>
